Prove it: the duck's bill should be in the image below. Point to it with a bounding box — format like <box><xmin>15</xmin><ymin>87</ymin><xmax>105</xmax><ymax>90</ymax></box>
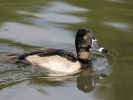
<box><xmin>91</xmin><ymin>39</ymin><xmax>107</xmax><ymax>53</ymax></box>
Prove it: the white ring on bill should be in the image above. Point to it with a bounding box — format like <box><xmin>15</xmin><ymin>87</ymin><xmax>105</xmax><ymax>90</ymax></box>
<box><xmin>98</xmin><ymin>47</ymin><xmax>104</xmax><ymax>52</ymax></box>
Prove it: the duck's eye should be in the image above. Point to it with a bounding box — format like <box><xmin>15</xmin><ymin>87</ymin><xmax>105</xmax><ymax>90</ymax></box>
<box><xmin>84</xmin><ymin>36</ymin><xmax>87</xmax><ymax>39</ymax></box>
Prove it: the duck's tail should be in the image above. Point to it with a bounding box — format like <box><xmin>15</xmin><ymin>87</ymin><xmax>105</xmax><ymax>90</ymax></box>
<box><xmin>3</xmin><ymin>54</ymin><xmax>20</xmax><ymax>63</ymax></box>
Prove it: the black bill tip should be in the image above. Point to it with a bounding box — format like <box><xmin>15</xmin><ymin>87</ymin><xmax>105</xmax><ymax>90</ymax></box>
<box><xmin>102</xmin><ymin>49</ymin><xmax>107</xmax><ymax>53</ymax></box>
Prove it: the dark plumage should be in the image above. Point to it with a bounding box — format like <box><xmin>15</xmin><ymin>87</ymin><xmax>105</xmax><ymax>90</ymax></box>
<box><xmin>19</xmin><ymin>49</ymin><xmax>78</xmax><ymax>62</ymax></box>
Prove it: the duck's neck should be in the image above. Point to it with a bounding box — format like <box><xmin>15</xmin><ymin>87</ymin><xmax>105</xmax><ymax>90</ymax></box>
<box><xmin>76</xmin><ymin>48</ymin><xmax>93</xmax><ymax>68</ymax></box>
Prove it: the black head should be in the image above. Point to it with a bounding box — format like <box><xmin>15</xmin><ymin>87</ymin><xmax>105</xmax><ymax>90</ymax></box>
<box><xmin>75</xmin><ymin>29</ymin><xmax>107</xmax><ymax>54</ymax></box>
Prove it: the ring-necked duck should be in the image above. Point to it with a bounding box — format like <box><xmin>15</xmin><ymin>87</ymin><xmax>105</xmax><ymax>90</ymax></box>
<box><xmin>4</xmin><ymin>29</ymin><xmax>107</xmax><ymax>73</ymax></box>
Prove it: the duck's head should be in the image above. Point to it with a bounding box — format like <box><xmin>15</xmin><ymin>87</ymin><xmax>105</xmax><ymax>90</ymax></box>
<box><xmin>75</xmin><ymin>29</ymin><xmax>107</xmax><ymax>64</ymax></box>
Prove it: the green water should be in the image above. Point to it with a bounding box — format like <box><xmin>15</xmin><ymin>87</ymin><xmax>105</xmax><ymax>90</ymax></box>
<box><xmin>0</xmin><ymin>0</ymin><xmax>133</xmax><ymax>100</ymax></box>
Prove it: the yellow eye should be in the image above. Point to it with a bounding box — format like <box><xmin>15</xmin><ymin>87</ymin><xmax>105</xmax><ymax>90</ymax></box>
<box><xmin>84</xmin><ymin>36</ymin><xmax>87</xmax><ymax>39</ymax></box>
<box><xmin>84</xmin><ymin>85</ymin><xmax>88</xmax><ymax>89</ymax></box>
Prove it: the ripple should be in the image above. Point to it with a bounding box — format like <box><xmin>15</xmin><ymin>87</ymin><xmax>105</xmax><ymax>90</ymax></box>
<box><xmin>105</xmin><ymin>0</ymin><xmax>124</xmax><ymax>3</ymax></box>
<box><xmin>16</xmin><ymin>1</ymin><xmax>88</xmax><ymax>24</ymax></box>
<box><xmin>31</xmin><ymin>12</ymin><xmax>85</xmax><ymax>24</ymax></box>
<box><xmin>0</xmin><ymin>44</ymin><xmax>23</xmax><ymax>54</ymax></box>
<box><xmin>44</xmin><ymin>2</ymin><xmax>88</xmax><ymax>13</ymax></box>
<box><xmin>103</xmin><ymin>22</ymin><xmax>132</xmax><ymax>32</ymax></box>
<box><xmin>4</xmin><ymin>2</ymin><xmax>88</xmax><ymax>46</ymax></box>
<box><xmin>0</xmin><ymin>22</ymin><xmax>74</xmax><ymax>46</ymax></box>
<box><xmin>16</xmin><ymin>11</ymin><xmax>86</xmax><ymax>24</ymax></box>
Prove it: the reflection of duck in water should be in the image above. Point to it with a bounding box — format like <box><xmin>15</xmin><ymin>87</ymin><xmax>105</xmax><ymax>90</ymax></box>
<box><xmin>4</xmin><ymin>29</ymin><xmax>107</xmax><ymax>73</ymax></box>
<box><xmin>77</xmin><ymin>74</ymin><xmax>107</xmax><ymax>93</ymax></box>
<box><xmin>27</xmin><ymin>70</ymin><xmax>107</xmax><ymax>93</ymax></box>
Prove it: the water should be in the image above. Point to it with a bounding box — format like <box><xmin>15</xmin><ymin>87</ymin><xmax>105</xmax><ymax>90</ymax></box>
<box><xmin>0</xmin><ymin>0</ymin><xmax>133</xmax><ymax>100</ymax></box>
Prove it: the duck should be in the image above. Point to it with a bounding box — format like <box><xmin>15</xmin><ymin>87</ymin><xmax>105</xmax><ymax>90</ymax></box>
<box><xmin>4</xmin><ymin>29</ymin><xmax>107</xmax><ymax>73</ymax></box>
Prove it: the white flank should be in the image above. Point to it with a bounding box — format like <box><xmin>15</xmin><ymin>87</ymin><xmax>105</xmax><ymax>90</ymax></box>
<box><xmin>26</xmin><ymin>55</ymin><xmax>81</xmax><ymax>73</ymax></box>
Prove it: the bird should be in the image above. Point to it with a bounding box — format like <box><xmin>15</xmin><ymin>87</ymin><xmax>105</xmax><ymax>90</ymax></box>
<box><xmin>4</xmin><ymin>29</ymin><xmax>107</xmax><ymax>73</ymax></box>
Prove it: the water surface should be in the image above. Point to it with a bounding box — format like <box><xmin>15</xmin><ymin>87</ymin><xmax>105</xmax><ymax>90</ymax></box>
<box><xmin>0</xmin><ymin>0</ymin><xmax>133</xmax><ymax>100</ymax></box>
